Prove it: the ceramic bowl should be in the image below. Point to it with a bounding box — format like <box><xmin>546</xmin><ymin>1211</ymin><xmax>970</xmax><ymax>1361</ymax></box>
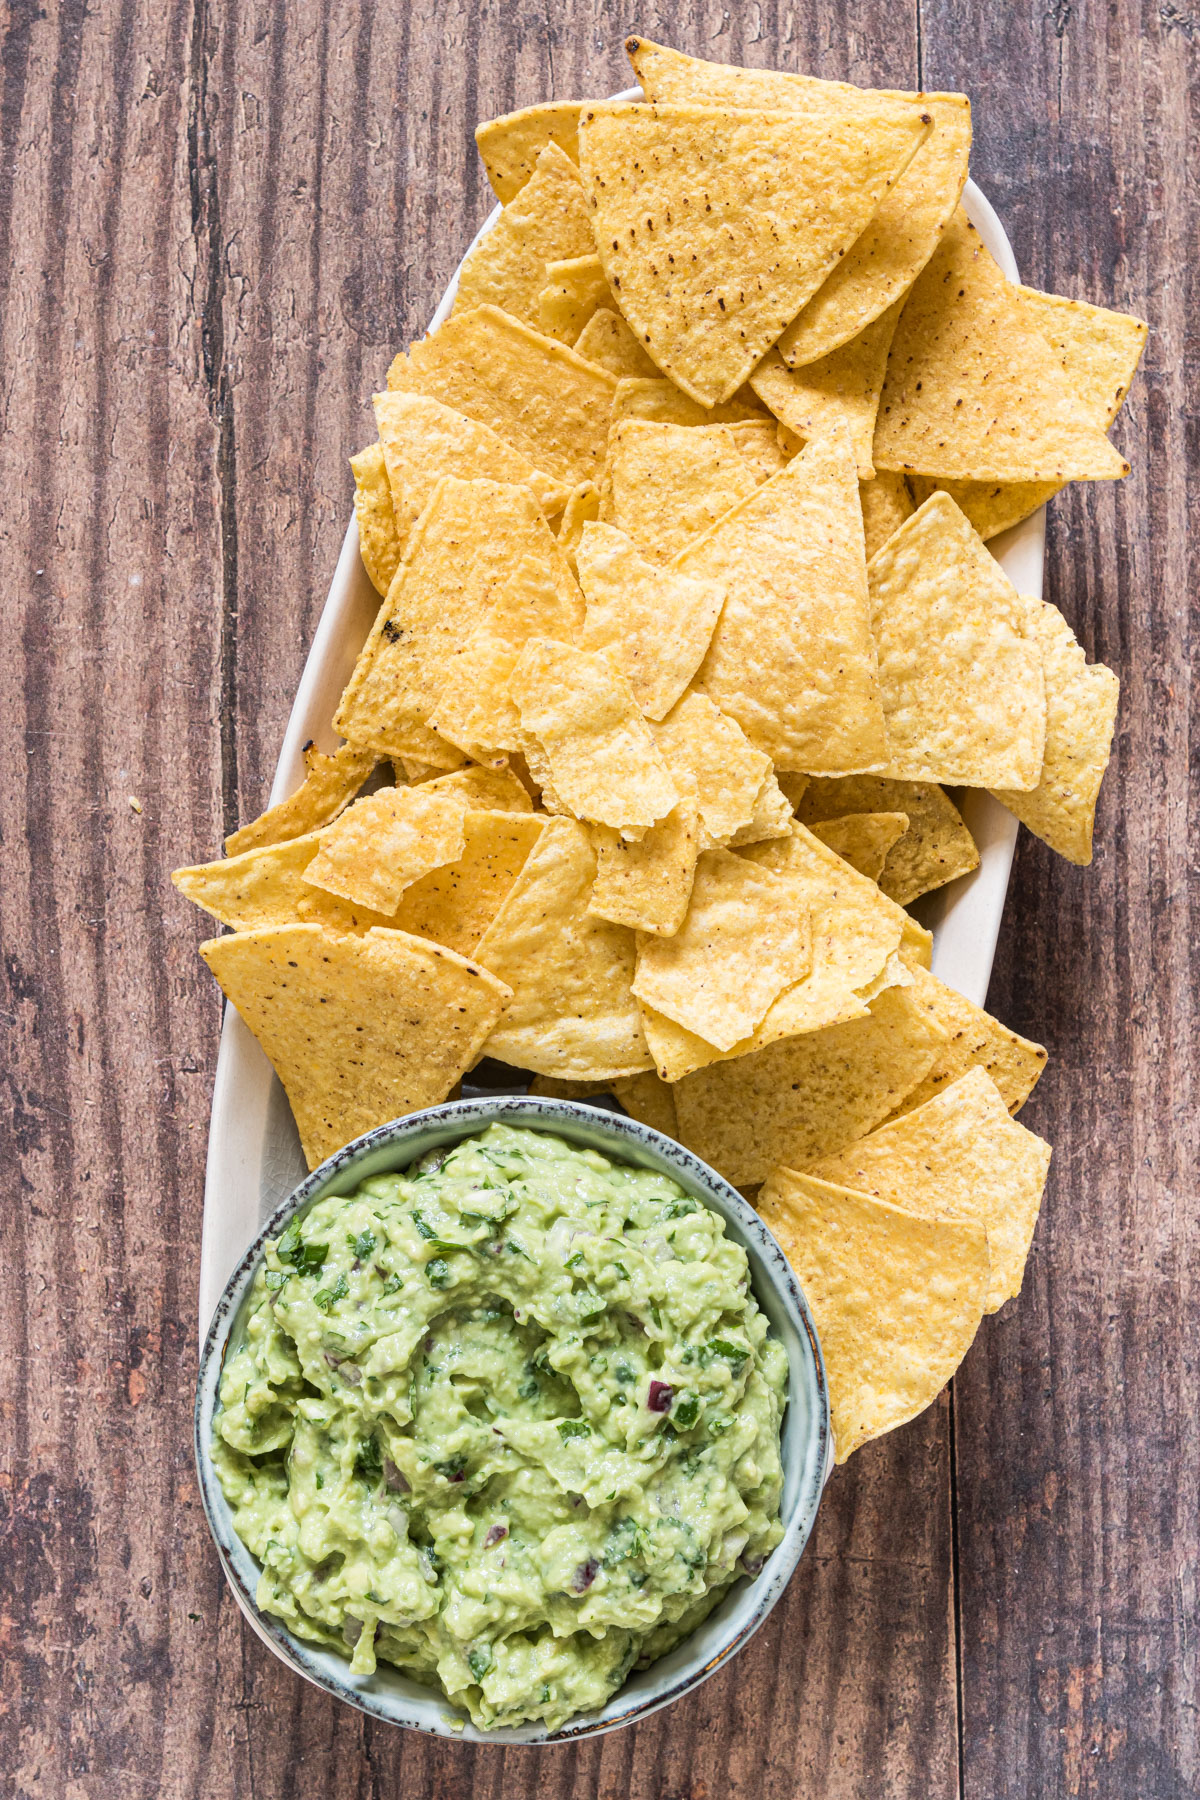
<box><xmin>195</xmin><ymin>1095</ymin><xmax>830</xmax><ymax>1742</ymax></box>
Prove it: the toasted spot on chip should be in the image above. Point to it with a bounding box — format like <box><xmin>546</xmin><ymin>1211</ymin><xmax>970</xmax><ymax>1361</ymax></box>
<box><xmin>751</xmin><ymin>298</ymin><xmax>905</xmax><ymax>479</ymax></box>
<box><xmin>809</xmin><ymin>811</ymin><xmax>910</xmax><ymax>884</ymax></box>
<box><xmin>606</xmin><ymin>420</ymin><xmax>762</xmax><ymax>566</ymax></box>
<box><xmin>174</xmin><ymin>833</ymin><xmax>394</xmax><ymax>935</ymax></box>
<box><xmin>789</xmin><ymin>771</ymin><xmax>979</xmax><ymax>906</ymax></box>
<box><xmin>302</xmin><ymin>787</ymin><xmax>470</xmax><ymax>914</ymax></box>
<box><xmin>351</xmin><ymin>443</ymin><xmax>402</xmax><ymax>594</ymax></box>
<box><xmin>859</xmin><ymin>470</ymin><xmax>915</xmax><ymax>560</ymax></box>
<box><xmin>201</xmin><ymin>924</ymin><xmax>512</xmax><ymax>1169</ymax></box>
<box><xmin>587</xmin><ymin>804</ymin><xmax>700</xmax><ymax>937</ymax></box>
<box><xmin>454</xmin><ymin>142</ymin><xmax>593</xmax><ymax>327</ymax></box>
<box><xmin>888</xmin><ymin>963</ymin><xmax>1047</xmax><ymax>1118</ymax></box>
<box><xmin>572</xmin><ymin>308</ymin><xmax>661</xmax><ymax>379</ymax></box>
<box><xmin>810</xmin><ymin>1066</ymin><xmax>1052</xmax><ymax>1312</ymax></box>
<box><xmin>475</xmin><ymin>100</ymin><xmax>584</xmax><ymax>204</ymax></box>
<box><xmin>224</xmin><ymin>742</ymin><xmax>377</xmax><ymax>858</ymax></box>
<box><xmin>391</xmin><ymin>811</ymin><xmax>545</xmax><ymax>956</ymax></box>
<box><xmin>758</xmin><ymin>1166</ymin><xmax>990</xmax><ymax>1460</ymax></box>
<box><xmin>576</xmin><ymin>522</ymin><xmax>726</xmax><ymax>719</ymax></box>
<box><xmin>373</xmin><ymin>390</ymin><xmax>568</xmax><ymax>543</ymax></box>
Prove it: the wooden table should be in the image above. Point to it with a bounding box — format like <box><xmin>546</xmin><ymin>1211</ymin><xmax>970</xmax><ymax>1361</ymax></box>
<box><xmin>3</xmin><ymin>3</ymin><xmax>1194</xmax><ymax>1794</ymax></box>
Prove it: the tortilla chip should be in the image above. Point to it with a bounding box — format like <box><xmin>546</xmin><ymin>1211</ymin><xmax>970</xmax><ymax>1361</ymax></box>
<box><xmin>859</xmin><ymin>471</ymin><xmax>914</xmax><ymax>560</ymax></box>
<box><xmin>578</xmin><ymin>99</ymin><xmax>930</xmax><ymax>406</ymax></box>
<box><xmin>868</xmin><ymin>492</ymin><xmax>1046</xmax><ymax>788</ymax></box>
<box><xmin>302</xmin><ymin>786</ymin><xmax>470</xmax><ymax>914</ymax></box>
<box><xmin>609</xmin><ymin>376</ymin><xmax>767</xmax><ymax>428</ymax></box>
<box><xmin>681</xmin><ymin>429</ymin><xmax>888</xmax><ymax>772</ymax></box>
<box><xmin>633</xmin><ymin>849</ymin><xmax>813</xmax><ymax>1050</ymax></box>
<box><xmin>388</xmin><ymin>306</ymin><xmax>617</xmax><ymax>489</ymax></box>
<box><xmin>527</xmin><ymin>1075</ymin><xmax>615</xmax><ymax>1100</ymax></box>
<box><xmin>874</xmin><ymin>210</ymin><xmax>1130</xmax><ymax>483</ymax></box>
<box><xmin>899</xmin><ymin>918</ymin><xmax>933</xmax><ymax>971</ymax></box>
<box><xmin>393</xmin><ymin>757</ymin><xmax>443</xmax><ymax>785</ymax></box>
<box><xmin>990</xmin><ymin>601</ymin><xmax>1120</xmax><ymax>864</ymax></box>
<box><xmin>224</xmin><ymin>742</ymin><xmax>376</xmax><ymax>858</ymax></box>
<box><xmin>791</xmin><ymin>772</ymin><xmax>979</xmax><ymax>906</ymax></box>
<box><xmin>174</xmin><ymin>833</ymin><xmax>394</xmax><ymax>935</ymax></box>
<box><xmin>351</xmin><ymin>443</ymin><xmax>402</xmax><ymax>594</ymax></box>
<box><xmin>612</xmin><ymin>1070</ymin><xmax>679</xmax><ymax>1137</ymax></box>
<box><xmin>627</xmin><ymin>40</ymin><xmax>973</xmax><ymax>367</ymax></box>
<box><xmin>890</xmin><ymin>963</ymin><xmax>1047</xmax><ymax>1117</ymax></box>
<box><xmin>727</xmin><ymin>418</ymin><xmax>789</xmax><ymax>482</ymax></box>
<box><xmin>555</xmin><ymin>480</ymin><xmax>600</xmax><ymax>576</ymax></box>
<box><xmin>538</xmin><ymin>253</ymin><xmax>612</xmax><ymax>344</ymax></box>
<box><xmin>606</xmin><ymin>420</ymin><xmax>761</xmax><ymax>566</ymax></box>
<box><xmin>392</xmin><ymin>811</ymin><xmax>546</xmax><ymax>956</ymax></box>
<box><xmin>728</xmin><ymin>771</ymin><xmax>795</xmax><ymax>849</ymax></box>
<box><xmin>373</xmin><ymin>391</ymin><xmax>568</xmax><ymax>544</ymax></box>
<box><xmin>201</xmin><ymin>924</ymin><xmax>511</xmax><ymax>1169</ymax></box>
<box><xmin>809</xmin><ymin>812</ymin><xmax>910</xmax><ymax>884</ymax></box>
<box><xmin>472</xmin><ymin>816</ymin><xmax>652</xmax><ymax>1079</ymax></box>
<box><xmin>653</xmin><ymin>691</ymin><xmax>772</xmax><ymax>848</ymax></box>
<box><xmin>572</xmin><ymin>308</ymin><xmax>660</xmax><ymax>379</ymax></box>
<box><xmin>430</xmin><ymin>552</ymin><xmax>586</xmax><ymax>760</ymax></box>
<box><xmin>587</xmin><ymin>804</ymin><xmax>700</xmax><ymax>936</ymax></box>
<box><xmin>475</xmin><ymin>100</ymin><xmax>584</xmax><ymax>203</ymax></box>
<box><xmin>810</xmin><ymin>1066</ymin><xmax>1051</xmax><ymax>1312</ymax></box>
<box><xmin>576</xmin><ymin>522</ymin><xmax>726</xmax><ymax>719</ymax></box>
<box><xmin>509</xmin><ymin>637</ymin><xmax>679</xmax><ymax>832</ymax></box>
<box><xmin>751</xmin><ymin>300</ymin><xmax>904</xmax><ymax>479</ymax></box>
<box><xmin>453</xmin><ymin>143</ymin><xmax>592</xmax><ymax>326</ymax></box>
<box><xmin>335</xmin><ymin>477</ymin><xmax>576</xmax><ymax>766</ymax></box>
<box><xmin>673</xmin><ymin>981</ymin><xmax>947</xmax><ymax>1187</ymax></box>
<box><xmin>414</xmin><ymin>766</ymin><xmax>532</xmax><ymax>813</ymax></box>
<box><xmin>757</xmin><ymin>1166</ymin><xmax>989</xmax><ymax>1460</ymax></box>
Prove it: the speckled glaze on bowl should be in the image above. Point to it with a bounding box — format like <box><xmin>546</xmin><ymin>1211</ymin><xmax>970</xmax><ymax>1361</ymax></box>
<box><xmin>195</xmin><ymin>1096</ymin><xmax>830</xmax><ymax>1743</ymax></box>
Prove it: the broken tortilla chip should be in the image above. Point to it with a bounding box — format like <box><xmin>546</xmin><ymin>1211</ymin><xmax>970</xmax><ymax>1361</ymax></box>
<box><xmin>174</xmin><ymin>833</ymin><xmax>395</xmax><ymax>936</ymax></box>
<box><xmin>576</xmin><ymin>522</ymin><xmax>726</xmax><ymax>719</ymax></box>
<box><xmin>391</xmin><ymin>811</ymin><xmax>546</xmax><ymax>956</ymax></box>
<box><xmin>653</xmin><ymin>691</ymin><xmax>773</xmax><ymax>849</ymax></box>
<box><xmin>555</xmin><ymin>480</ymin><xmax>601</xmax><ymax>576</ymax></box>
<box><xmin>859</xmin><ymin>471</ymin><xmax>914</xmax><ymax>559</ymax></box>
<box><xmin>453</xmin><ymin>141</ymin><xmax>594</xmax><ymax>326</ymax></box>
<box><xmin>538</xmin><ymin>253</ymin><xmax>612</xmax><ymax>343</ymax></box>
<box><xmin>751</xmin><ymin>299</ymin><xmax>905</xmax><ymax>479</ymax></box>
<box><xmin>790</xmin><ymin>772</ymin><xmax>979</xmax><ymax>907</ymax></box>
<box><xmin>351</xmin><ymin>443</ymin><xmax>402</xmax><ymax>594</ymax></box>
<box><xmin>612</xmin><ymin>1069</ymin><xmax>679</xmax><ymax>1138</ymax></box>
<box><xmin>475</xmin><ymin>100</ymin><xmax>584</xmax><ymax>203</ymax></box>
<box><xmin>809</xmin><ymin>812</ymin><xmax>910</xmax><ymax>883</ymax></box>
<box><xmin>224</xmin><ymin>742</ymin><xmax>376</xmax><ymax>858</ymax></box>
<box><xmin>572</xmin><ymin>308</ymin><xmax>660</xmax><ymax>378</ymax></box>
<box><xmin>302</xmin><ymin>786</ymin><xmax>470</xmax><ymax>914</ymax></box>
<box><xmin>587</xmin><ymin>803</ymin><xmax>701</xmax><ymax>936</ymax></box>
<box><xmin>888</xmin><ymin>963</ymin><xmax>1047</xmax><ymax>1118</ymax></box>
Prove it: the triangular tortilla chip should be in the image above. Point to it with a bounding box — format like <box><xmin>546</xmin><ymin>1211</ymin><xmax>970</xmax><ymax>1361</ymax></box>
<box><xmin>302</xmin><ymin>787</ymin><xmax>470</xmax><ymax>914</ymax></box>
<box><xmin>392</xmin><ymin>811</ymin><xmax>546</xmax><ymax>956</ymax></box>
<box><xmin>201</xmin><ymin>924</ymin><xmax>512</xmax><ymax>1168</ymax></box>
<box><xmin>509</xmin><ymin>638</ymin><xmax>679</xmax><ymax>832</ymax></box>
<box><xmin>869</xmin><ymin>491</ymin><xmax>1046</xmax><ymax>788</ymax></box>
<box><xmin>587</xmin><ymin>804</ymin><xmax>701</xmax><ymax>936</ymax></box>
<box><xmin>572</xmin><ymin>308</ymin><xmax>660</xmax><ymax>378</ymax></box>
<box><xmin>809</xmin><ymin>812</ymin><xmax>910</xmax><ymax>883</ymax></box>
<box><xmin>472</xmin><ymin>816</ymin><xmax>652</xmax><ymax>1079</ymax></box>
<box><xmin>627</xmin><ymin>40</ymin><xmax>973</xmax><ymax>366</ymax></box>
<box><xmin>577</xmin><ymin>99</ymin><xmax>930</xmax><ymax>405</ymax></box>
<box><xmin>351</xmin><ymin>443</ymin><xmax>401</xmax><ymax>594</ymax></box>
<box><xmin>576</xmin><ymin>522</ymin><xmax>726</xmax><ymax>718</ymax></box>
<box><xmin>609</xmin><ymin>375</ymin><xmax>767</xmax><ymax>427</ymax></box>
<box><xmin>673</xmin><ymin>981</ymin><xmax>947</xmax><ymax>1186</ymax></box>
<box><xmin>859</xmin><ymin>471</ymin><xmax>914</xmax><ymax>559</ymax></box>
<box><xmin>606</xmin><ymin>420</ymin><xmax>761</xmax><ymax>565</ymax></box>
<box><xmin>681</xmin><ymin>429</ymin><xmax>888</xmax><ymax>772</ymax></box>
<box><xmin>632</xmin><ymin>849</ymin><xmax>813</xmax><ymax>1050</ymax></box>
<box><xmin>888</xmin><ymin>963</ymin><xmax>1047</xmax><ymax>1118</ymax></box>
<box><xmin>224</xmin><ymin>742</ymin><xmax>376</xmax><ymax>857</ymax></box>
<box><xmin>810</xmin><ymin>1066</ymin><xmax>1052</xmax><ymax>1311</ymax></box>
<box><xmin>791</xmin><ymin>773</ymin><xmax>979</xmax><ymax>906</ymax></box>
<box><xmin>412</xmin><ymin>767</ymin><xmax>533</xmax><ymax>813</ymax></box>
<box><xmin>990</xmin><ymin>601</ymin><xmax>1120</xmax><ymax>863</ymax></box>
<box><xmin>373</xmin><ymin>391</ymin><xmax>568</xmax><ymax>545</ymax></box>
<box><xmin>453</xmin><ymin>141</ymin><xmax>594</xmax><ymax>325</ymax></box>
<box><xmin>612</xmin><ymin>1070</ymin><xmax>679</xmax><ymax>1138</ymax></box>
<box><xmin>335</xmin><ymin>478</ymin><xmax>579</xmax><ymax>766</ymax></box>
<box><xmin>475</xmin><ymin>100</ymin><xmax>584</xmax><ymax>203</ymax></box>
<box><xmin>174</xmin><ymin>833</ymin><xmax>394</xmax><ymax>935</ymax></box>
<box><xmin>538</xmin><ymin>253</ymin><xmax>612</xmax><ymax>343</ymax></box>
<box><xmin>388</xmin><ymin>306</ymin><xmax>617</xmax><ymax>489</ymax></box>
<box><xmin>874</xmin><ymin>210</ymin><xmax>1131</xmax><ymax>483</ymax></box>
<box><xmin>757</xmin><ymin>1166</ymin><xmax>989</xmax><ymax>1460</ymax></box>
<box><xmin>751</xmin><ymin>298</ymin><xmax>905</xmax><ymax>478</ymax></box>
<box><xmin>653</xmin><ymin>691</ymin><xmax>773</xmax><ymax>848</ymax></box>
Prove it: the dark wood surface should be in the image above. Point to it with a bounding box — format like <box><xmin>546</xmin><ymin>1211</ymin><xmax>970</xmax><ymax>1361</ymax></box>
<box><xmin>1</xmin><ymin>2</ymin><xmax>1194</xmax><ymax>1794</ymax></box>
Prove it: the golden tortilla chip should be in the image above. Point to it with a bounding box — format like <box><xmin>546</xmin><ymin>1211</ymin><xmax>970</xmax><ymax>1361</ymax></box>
<box><xmin>201</xmin><ymin>923</ymin><xmax>511</xmax><ymax>1169</ymax></box>
<box><xmin>475</xmin><ymin>100</ymin><xmax>584</xmax><ymax>203</ymax></box>
<box><xmin>587</xmin><ymin>803</ymin><xmax>700</xmax><ymax>936</ymax></box>
<box><xmin>609</xmin><ymin>375</ymin><xmax>767</xmax><ymax>427</ymax></box>
<box><xmin>627</xmin><ymin>40</ymin><xmax>973</xmax><ymax>367</ymax></box>
<box><xmin>454</xmin><ymin>143</ymin><xmax>593</xmax><ymax>326</ymax></box>
<box><xmin>889</xmin><ymin>963</ymin><xmax>1047</xmax><ymax>1118</ymax></box>
<box><xmin>224</xmin><ymin>742</ymin><xmax>376</xmax><ymax>857</ymax></box>
<box><xmin>527</xmin><ymin>1075</ymin><xmax>615</xmax><ymax>1099</ymax></box>
<box><xmin>373</xmin><ymin>391</ymin><xmax>568</xmax><ymax>543</ymax></box>
<box><xmin>728</xmin><ymin>418</ymin><xmax>789</xmax><ymax>480</ymax></box>
<box><xmin>859</xmin><ymin>471</ymin><xmax>914</xmax><ymax>559</ymax></box>
<box><xmin>302</xmin><ymin>787</ymin><xmax>470</xmax><ymax>914</ymax></box>
<box><xmin>576</xmin><ymin>522</ymin><xmax>726</xmax><ymax>719</ymax></box>
<box><xmin>874</xmin><ymin>211</ymin><xmax>1130</xmax><ymax>483</ymax></box>
<box><xmin>351</xmin><ymin>443</ymin><xmax>402</xmax><ymax>594</ymax></box>
<box><xmin>728</xmin><ymin>771</ymin><xmax>795</xmax><ymax>849</ymax></box>
<box><xmin>899</xmin><ymin>918</ymin><xmax>933</xmax><ymax>971</ymax></box>
<box><xmin>653</xmin><ymin>691</ymin><xmax>772</xmax><ymax>849</ymax></box>
<box><xmin>393</xmin><ymin>757</ymin><xmax>443</xmax><ymax>785</ymax></box>
<box><xmin>472</xmin><ymin>816</ymin><xmax>652</xmax><ymax>1079</ymax></box>
<box><xmin>810</xmin><ymin>1066</ymin><xmax>1051</xmax><ymax>1312</ymax></box>
<box><xmin>572</xmin><ymin>308</ymin><xmax>661</xmax><ymax>379</ymax></box>
<box><xmin>682</xmin><ymin>429</ymin><xmax>887</xmax><ymax>772</ymax></box>
<box><xmin>174</xmin><ymin>833</ymin><xmax>393</xmax><ymax>935</ymax></box>
<box><xmin>391</xmin><ymin>811</ymin><xmax>546</xmax><ymax>956</ymax></box>
<box><xmin>791</xmin><ymin>772</ymin><xmax>979</xmax><ymax>907</ymax></box>
<box><xmin>538</xmin><ymin>253</ymin><xmax>612</xmax><ymax>343</ymax></box>
<box><xmin>388</xmin><ymin>306</ymin><xmax>617</xmax><ymax>489</ymax></box>
<box><xmin>335</xmin><ymin>478</ymin><xmax>575</xmax><ymax>766</ymax></box>
<box><xmin>673</xmin><ymin>981</ymin><xmax>947</xmax><ymax>1186</ymax></box>
<box><xmin>757</xmin><ymin>1166</ymin><xmax>989</xmax><ymax>1460</ymax></box>
<box><xmin>509</xmin><ymin>637</ymin><xmax>679</xmax><ymax>832</ymax></box>
<box><xmin>578</xmin><ymin>98</ymin><xmax>930</xmax><ymax>406</ymax></box>
<box><xmin>869</xmin><ymin>492</ymin><xmax>1046</xmax><ymax>788</ymax></box>
<box><xmin>990</xmin><ymin>601</ymin><xmax>1120</xmax><ymax>864</ymax></box>
<box><xmin>751</xmin><ymin>299</ymin><xmax>904</xmax><ymax>479</ymax></box>
<box><xmin>633</xmin><ymin>849</ymin><xmax>813</xmax><ymax>1050</ymax></box>
<box><xmin>555</xmin><ymin>480</ymin><xmax>600</xmax><ymax>576</ymax></box>
<box><xmin>606</xmin><ymin>420</ymin><xmax>761</xmax><ymax>566</ymax></box>
<box><xmin>612</xmin><ymin>1070</ymin><xmax>679</xmax><ymax>1138</ymax></box>
<box><xmin>809</xmin><ymin>812</ymin><xmax>910</xmax><ymax>884</ymax></box>
<box><xmin>415</xmin><ymin>766</ymin><xmax>532</xmax><ymax>813</ymax></box>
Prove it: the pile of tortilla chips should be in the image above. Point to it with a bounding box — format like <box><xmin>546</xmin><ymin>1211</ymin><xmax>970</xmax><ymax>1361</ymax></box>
<box><xmin>177</xmin><ymin>38</ymin><xmax>1144</xmax><ymax>1463</ymax></box>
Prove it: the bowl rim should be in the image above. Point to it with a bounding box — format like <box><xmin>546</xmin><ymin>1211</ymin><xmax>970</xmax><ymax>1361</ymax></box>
<box><xmin>194</xmin><ymin>1094</ymin><xmax>831</xmax><ymax>1743</ymax></box>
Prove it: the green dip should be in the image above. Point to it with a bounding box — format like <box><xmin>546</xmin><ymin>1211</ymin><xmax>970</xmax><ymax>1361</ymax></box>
<box><xmin>212</xmin><ymin>1124</ymin><xmax>788</xmax><ymax>1731</ymax></box>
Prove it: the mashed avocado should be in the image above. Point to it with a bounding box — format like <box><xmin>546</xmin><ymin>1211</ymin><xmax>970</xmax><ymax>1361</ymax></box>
<box><xmin>212</xmin><ymin>1124</ymin><xmax>787</xmax><ymax>1731</ymax></box>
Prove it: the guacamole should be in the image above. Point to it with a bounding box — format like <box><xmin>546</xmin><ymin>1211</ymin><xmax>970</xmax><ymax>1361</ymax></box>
<box><xmin>212</xmin><ymin>1124</ymin><xmax>788</xmax><ymax>1731</ymax></box>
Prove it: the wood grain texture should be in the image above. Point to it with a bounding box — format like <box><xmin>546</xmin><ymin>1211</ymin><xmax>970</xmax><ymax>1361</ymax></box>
<box><xmin>0</xmin><ymin>2</ymin><xmax>1193</xmax><ymax>1796</ymax></box>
